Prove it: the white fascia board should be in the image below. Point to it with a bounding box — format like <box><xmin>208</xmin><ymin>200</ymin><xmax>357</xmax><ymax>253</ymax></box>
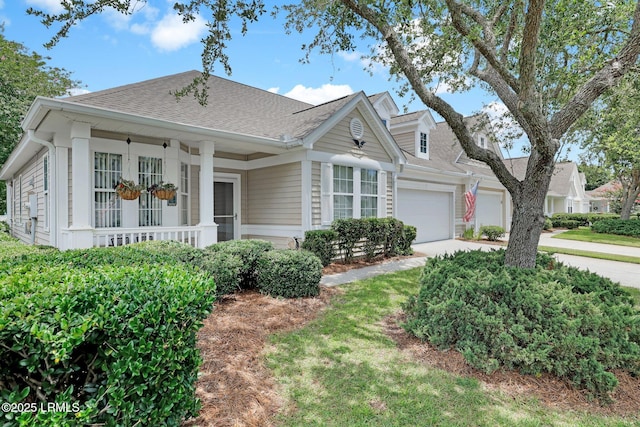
<box><xmin>24</xmin><ymin>97</ymin><xmax>298</xmax><ymax>151</ymax></box>
<box><xmin>0</xmin><ymin>133</ymin><xmax>33</xmax><ymax>180</ymax></box>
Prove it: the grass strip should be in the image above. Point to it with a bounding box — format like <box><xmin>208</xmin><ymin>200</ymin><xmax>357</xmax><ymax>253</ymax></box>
<box><xmin>538</xmin><ymin>245</ymin><xmax>640</xmax><ymax>265</ymax></box>
<box><xmin>551</xmin><ymin>229</ymin><xmax>640</xmax><ymax>248</ymax></box>
<box><xmin>266</xmin><ymin>268</ymin><xmax>636</xmax><ymax>426</ymax></box>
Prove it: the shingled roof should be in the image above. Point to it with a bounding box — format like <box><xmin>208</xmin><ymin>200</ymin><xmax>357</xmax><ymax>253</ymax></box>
<box><xmin>64</xmin><ymin>70</ymin><xmax>355</xmax><ymax>141</ymax></box>
<box><xmin>503</xmin><ymin>157</ymin><xmax>579</xmax><ymax>197</ymax></box>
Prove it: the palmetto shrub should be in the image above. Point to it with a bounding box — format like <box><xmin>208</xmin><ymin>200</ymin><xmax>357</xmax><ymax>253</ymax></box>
<box><xmin>403</xmin><ymin>249</ymin><xmax>640</xmax><ymax>400</ymax></box>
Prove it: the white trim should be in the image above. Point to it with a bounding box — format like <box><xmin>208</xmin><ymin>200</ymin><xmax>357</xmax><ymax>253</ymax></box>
<box><xmin>397</xmin><ymin>180</ymin><xmax>456</xmax><ymax>193</ymax></box>
<box><xmin>241</xmin><ymin>224</ymin><xmax>304</xmax><ymax>238</ymax></box>
<box><xmin>301</xmin><ymin>160</ymin><xmax>312</xmax><ymax>232</ymax></box>
<box><xmin>307</xmin><ymin>151</ymin><xmax>396</xmax><ymax>172</ymax></box>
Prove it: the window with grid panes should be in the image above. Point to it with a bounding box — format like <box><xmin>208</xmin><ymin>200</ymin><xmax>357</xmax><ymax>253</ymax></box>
<box><xmin>94</xmin><ymin>153</ymin><xmax>122</xmax><ymax>228</ymax></box>
<box><xmin>138</xmin><ymin>156</ymin><xmax>163</xmax><ymax>226</ymax></box>
<box><xmin>360</xmin><ymin>168</ymin><xmax>378</xmax><ymax>218</ymax></box>
<box><xmin>333</xmin><ymin>165</ymin><xmax>353</xmax><ymax>219</ymax></box>
<box><xmin>420</xmin><ymin>132</ymin><xmax>428</xmax><ymax>154</ymax></box>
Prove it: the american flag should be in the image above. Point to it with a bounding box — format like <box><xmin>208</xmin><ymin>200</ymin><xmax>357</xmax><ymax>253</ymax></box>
<box><xmin>463</xmin><ymin>181</ymin><xmax>479</xmax><ymax>222</ymax></box>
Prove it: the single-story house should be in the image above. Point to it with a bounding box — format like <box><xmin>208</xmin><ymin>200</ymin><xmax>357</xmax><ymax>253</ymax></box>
<box><xmin>1</xmin><ymin>71</ymin><xmax>508</xmax><ymax>249</ymax></box>
<box><xmin>503</xmin><ymin>157</ymin><xmax>590</xmax><ymax>215</ymax></box>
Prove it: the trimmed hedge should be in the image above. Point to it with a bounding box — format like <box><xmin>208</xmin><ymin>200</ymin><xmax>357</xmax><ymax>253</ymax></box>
<box><xmin>403</xmin><ymin>249</ymin><xmax>640</xmax><ymax>400</ymax></box>
<box><xmin>551</xmin><ymin>219</ymin><xmax>579</xmax><ymax>229</ymax></box>
<box><xmin>301</xmin><ymin>230</ymin><xmax>338</xmax><ymax>266</ymax></box>
<box><xmin>304</xmin><ymin>218</ymin><xmax>414</xmax><ymax>264</ymax></box>
<box><xmin>551</xmin><ymin>213</ymin><xmax>620</xmax><ymax>227</ymax></box>
<box><xmin>0</xmin><ymin>262</ymin><xmax>215</xmax><ymax>426</ymax></box>
<box><xmin>591</xmin><ymin>218</ymin><xmax>640</xmax><ymax>238</ymax></box>
<box><xmin>205</xmin><ymin>239</ymin><xmax>274</xmax><ymax>290</ymax></box>
<box><xmin>257</xmin><ymin>250</ymin><xmax>323</xmax><ymax>298</ymax></box>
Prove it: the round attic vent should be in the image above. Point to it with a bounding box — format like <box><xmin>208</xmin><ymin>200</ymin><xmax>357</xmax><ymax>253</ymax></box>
<box><xmin>350</xmin><ymin>118</ymin><xmax>364</xmax><ymax>140</ymax></box>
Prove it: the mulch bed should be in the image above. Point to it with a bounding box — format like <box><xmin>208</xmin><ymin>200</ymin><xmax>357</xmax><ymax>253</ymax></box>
<box><xmin>184</xmin><ymin>258</ymin><xmax>640</xmax><ymax>426</ymax></box>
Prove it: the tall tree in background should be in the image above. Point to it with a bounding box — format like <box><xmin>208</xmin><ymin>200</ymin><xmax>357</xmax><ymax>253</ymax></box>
<box><xmin>0</xmin><ymin>29</ymin><xmax>78</xmax><ymax>214</ymax></box>
<box><xmin>575</xmin><ymin>73</ymin><xmax>640</xmax><ymax>219</ymax></box>
<box><xmin>29</xmin><ymin>0</ymin><xmax>640</xmax><ymax>267</ymax></box>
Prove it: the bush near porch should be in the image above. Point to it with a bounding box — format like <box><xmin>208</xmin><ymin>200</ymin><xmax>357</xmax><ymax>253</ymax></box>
<box><xmin>403</xmin><ymin>249</ymin><xmax>640</xmax><ymax>401</ymax></box>
<box><xmin>302</xmin><ymin>217</ymin><xmax>416</xmax><ymax>266</ymax></box>
<box><xmin>0</xmin><ymin>237</ymin><xmax>323</xmax><ymax>426</ymax></box>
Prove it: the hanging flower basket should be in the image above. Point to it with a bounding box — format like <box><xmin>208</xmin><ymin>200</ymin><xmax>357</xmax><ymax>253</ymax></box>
<box><xmin>115</xmin><ymin>178</ymin><xmax>145</xmax><ymax>200</ymax></box>
<box><xmin>148</xmin><ymin>182</ymin><xmax>178</xmax><ymax>200</ymax></box>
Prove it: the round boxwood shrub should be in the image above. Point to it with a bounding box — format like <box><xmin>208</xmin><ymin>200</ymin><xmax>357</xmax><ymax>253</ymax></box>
<box><xmin>402</xmin><ymin>249</ymin><xmax>640</xmax><ymax>400</ymax></box>
<box><xmin>205</xmin><ymin>239</ymin><xmax>274</xmax><ymax>289</ymax></box>
<box><xmin>256</xmin><ymin>250</ymin><xmax>323</xmax><ymax>298</ymax></box>
<box><xmin>479</xmin><ymin>225</ymin><xmax>505</xmax><ymax>241</ymax></box>
<box><xmin>198</xmin><ymin>251</ymin><xmax>244</xmax><ymax>296</ymax></box>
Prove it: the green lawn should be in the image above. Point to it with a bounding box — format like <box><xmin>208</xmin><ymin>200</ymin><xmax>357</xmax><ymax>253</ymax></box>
<box><xmin>552</xmin><ymin>228</ymin><xmax>640</xmax><ymax>248</ymax></box>
<box><xmin>538</xmin><ymin>245</ymin><xmax>640</xmax><ymax>264</ymax></box>
<box><xmin>266</xmin><ymin>269</ymin><xmax>639</xmax><ymax>426</ymax></box>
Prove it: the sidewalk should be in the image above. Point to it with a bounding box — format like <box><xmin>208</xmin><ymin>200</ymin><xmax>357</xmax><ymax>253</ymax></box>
<box><xmin>320</xmin><ymin>233</ymin><xmax>640</xmax><ymax>290</ymax></box>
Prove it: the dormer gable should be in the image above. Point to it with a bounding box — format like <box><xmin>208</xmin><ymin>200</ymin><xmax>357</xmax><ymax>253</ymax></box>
<box><xmin>389</xmin><ymin>110</ymin><xmax>437</xmax><ymax>159</ymax></box>
<box><xmin>369</xmin><ymin>92</ymin><xmax>399</xmax><ymax>131</ymax></box>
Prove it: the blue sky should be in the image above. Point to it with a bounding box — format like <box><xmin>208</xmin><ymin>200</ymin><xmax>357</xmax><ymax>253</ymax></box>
<box><xmin>0</xmin><ymin>0</ymin><xmax>578</xmax><ymax>160</ymax></box>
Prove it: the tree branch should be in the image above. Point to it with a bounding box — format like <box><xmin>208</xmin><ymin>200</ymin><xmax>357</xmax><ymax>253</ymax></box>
<box><xmin>550</xmin><ymin>0</ymin><xmax>640</xmax><ymax>139</ymax></box>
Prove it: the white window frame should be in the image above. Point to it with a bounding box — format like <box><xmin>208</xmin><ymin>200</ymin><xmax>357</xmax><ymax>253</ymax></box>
<box><xmin>322</xmin><ymin>163</ymin><xmax>387</xmax><ymax>225</ymax></box>
<box><xmin>416</xmin><ymin>126</ymin><xmax>430</xmax><ymax>160</ymax></box>
<box><xmin>478</xmin><ymin>135</ymin><xmax>487</xmax><ymax>149</ymax></box>
<box><xmin>138</xmin><ymin>156</ymin><xmax>163</xmax><ymax>227</ymax></box>
<box><xmin>93</xmin><ymin>152</ymin><xmax>122</xmax><ymax>228</ymax></box>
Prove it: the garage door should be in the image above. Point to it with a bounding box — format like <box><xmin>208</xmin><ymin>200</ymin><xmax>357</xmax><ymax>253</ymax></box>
<box><xmin>476</xmin><ymin>192</ymin><xmax>503</xmax><ymax>228</ymax></box>
<box><xmin>397</xmin><ymin>189</ymin><xmax>452</xmax><ymax>243</ymax></box>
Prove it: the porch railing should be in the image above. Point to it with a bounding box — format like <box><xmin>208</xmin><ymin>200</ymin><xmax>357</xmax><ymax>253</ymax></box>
<box><xmin>93</xmin><ymin>226</ymin><xmax>200</xmax><ymax>248</ymax></box>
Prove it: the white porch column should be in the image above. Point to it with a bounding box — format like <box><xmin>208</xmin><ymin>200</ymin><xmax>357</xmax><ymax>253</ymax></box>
<box><xmin>163</xmin><ymin>139</ymin><xmax>181</xmax><ymax>226</ymax></box>
<box><xmin>68</xmin><ymin>122</ymin><xmax>93</xmax><ymax>249</ymax></box>
<box><xmin>198</xmin><ymin>140</ymin><xmax>218</xmax><ymax>247</ymax></box>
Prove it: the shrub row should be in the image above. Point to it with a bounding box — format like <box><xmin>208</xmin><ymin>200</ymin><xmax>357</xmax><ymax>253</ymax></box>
<box><xmin>1</xmin><ymin>238</ymin><xmax>323</xmax><ymax>425</ymax></box>
<box><xmin>591</xmin><ymin>218</ymin><xmax>640</xmax><ymax>238</ymax></box>
<box><xmin>551</xmin><ymin>219</ymin><xmax>579</xmax><ymax>229</ymax></box>
<box><xmin>403</xmin><ymin>249</ymin><xmax>640</xmax><ymax>400</ymax></box>
<box><xmin>550</xmin><ymin>213</ymin><xmax>620</xmax><ymax>227</ymax></box>
<box><xmin>302</xmin><ymin>217</ymin><xmax>416</xmax><ymax>265</ymax></box>
<box><xmin>0</xmin><ymin>260</ymin><xmax>215</xmax><ymax>426</ymax></box>
<box><xmin>203</xmin><ymin>239</ymin><xmax>323</xmax><ymax>298</ymax></box>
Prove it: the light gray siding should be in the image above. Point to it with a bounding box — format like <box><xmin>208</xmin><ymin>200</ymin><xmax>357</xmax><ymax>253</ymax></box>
<box><xmin>247</xmin><ymin>162</ymin><xmax>301</xmax><ymax>225</ymax></box>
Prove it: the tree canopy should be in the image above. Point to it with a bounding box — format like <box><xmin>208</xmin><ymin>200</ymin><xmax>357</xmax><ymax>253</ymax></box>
<box><xmin>574</xmin><ymin>72</ymin><xmax>640</xmax><ymax>219</ymax></box>
<box><xmin>0</xmin><ymin>29</ymin><xmax>78</xmax><ymax>214</ymax></box>
<box><xmin>27</xmin><ymin>0</ymin><xmax>640</xmax><ymax>266</ymax></box>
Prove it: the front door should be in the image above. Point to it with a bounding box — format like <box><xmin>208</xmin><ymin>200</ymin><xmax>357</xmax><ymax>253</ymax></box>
<box><xmin>214</xmin><ymin>178</ymin><xmax>238</xmax><ymax>242</ymax></box>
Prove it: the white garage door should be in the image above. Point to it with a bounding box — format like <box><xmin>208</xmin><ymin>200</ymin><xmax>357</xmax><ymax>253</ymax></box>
<box><xmin>476</xmin><ymin>192</ymin><xmax>503</xmax><ymax>228</ymax></box>
<box><xmin>397</xmin><ymin>189</ymin><xmax>452</xmax><ymax>243</ymax></box>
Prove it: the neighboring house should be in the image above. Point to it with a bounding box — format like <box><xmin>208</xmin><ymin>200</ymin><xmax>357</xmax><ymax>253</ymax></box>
<box><xmin>587</xmin><ymin>181</ymin><xmax>618</xmax><ymax>213</ymax></box>
<box><xmin>0</xmin><ymin>71</ymin><xmax>405</xmax><ymax>249</ymax></box>
<box><xmin>385</xmin><ymin>112</ymin><xmax>511</xmax><ymax>242</ymax></box>
<box><xmin>504</xmin><ymin>157</ymin><xmax>590</xmax><ymax>215</ymax></box>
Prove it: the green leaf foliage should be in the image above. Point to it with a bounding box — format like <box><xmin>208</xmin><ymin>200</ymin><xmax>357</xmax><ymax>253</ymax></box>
<box><xmin>0</xmin><ymin>259</ymin><xmax>215</xmax><ymax>426</ymax></box>
<box><xmin>478</xmin><ymin>225</ymin><xmax>505</xmax><ymax>241</ymax></box>
<box><xmin>591</xmin><ymin>218</ymin><xmax>640</xmax><ymax>238</ymax></box>
<box><xmin>256</xmin><ymin>250</ymin><xmax>322</xmax><ymax>298</ymax></box>
<box><xmin>403</xmin><ymin>249</ymin><xmax>640</xmax><ymax>400</ymax></box>
<box><xmin>204</xmin><ymin>239</ymin><xmax>274</xmax><ymax>289</ymax></box>
<box><xmin>301</xmin><ymin>229</ymin><xmax>338</xmax><ymax>266</ymax></box>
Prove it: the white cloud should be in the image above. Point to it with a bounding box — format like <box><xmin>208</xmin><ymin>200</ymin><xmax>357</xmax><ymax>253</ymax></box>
<box><xmin>0</xmin><ymin>1</ymin><xmax>5</xmax><ymax>9</ymax></box>
<box><xmin>267</xmin><ymin>87</ymin><xmax>280</xmax><ymax>94</ymax></box>
<box><xmin>283</xmin><ymin>84</ymin><xmax>353</xmax><ymax>105</ymax></box>
<box><xmin>150</xmin><ymin>12</ymin><xmax>207</xmax><ymax>52</ymax></box>
<box><xmin>67</xmin><ymin>87</ymin><xmax>91</xmax><ymax>97</ymax></box>
<box><xmin>25</xmin><ymin>0</ymin><xmax>64</xmax><ymax>14</ymax></box>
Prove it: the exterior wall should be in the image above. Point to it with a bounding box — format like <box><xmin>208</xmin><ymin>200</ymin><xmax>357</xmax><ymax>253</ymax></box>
<box><xmin>247</xmin><ymin>162</ymin><xmax>301</xmax><ymax>226</ymax></box>
<box><xmin>314</xmin><ymin>111</ymin><xmax>394</xmax><ymax>163</ymax></box>
<box><xmin>9</xmin><ymin>147</ymin><xmax>50</xmax><ymax>246</ymax></box>
<box><xmin>393</xmin><ymin>131</ymin><xmax>415</xmax><ymax>153</ymax></box>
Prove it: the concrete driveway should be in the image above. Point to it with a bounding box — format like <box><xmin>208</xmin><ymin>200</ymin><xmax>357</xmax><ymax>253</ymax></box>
<box><xmin>321</xmin><ymin>231</ymin><xmax>640</xmax><ymax>290</ymax></box>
